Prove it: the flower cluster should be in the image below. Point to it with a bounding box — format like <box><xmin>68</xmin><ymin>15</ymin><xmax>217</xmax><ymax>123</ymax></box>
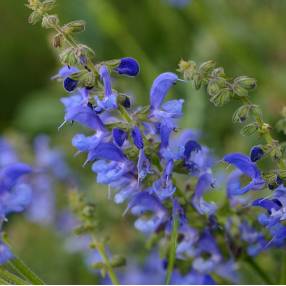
<box><xmin>24</xmin><ymin>1</ymin><xmax>286</xmax><ymax>284</ymax></box>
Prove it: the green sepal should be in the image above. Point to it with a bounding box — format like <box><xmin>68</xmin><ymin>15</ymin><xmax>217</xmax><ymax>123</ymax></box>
<box><xmin>240</xmin><ymin>122</ymin><xmax>258</xmax><ymax>136</ymax></box>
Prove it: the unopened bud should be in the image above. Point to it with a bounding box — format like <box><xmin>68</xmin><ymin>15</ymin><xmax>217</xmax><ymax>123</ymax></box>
<box><xmin>235</xmin><ymin>76</ymin><xmax>257</xmax><ymax>90</ymax></box>
<box><xmin>63</xmin><ymin>20</ymin><xmax>86</xmax><ymax>34</ymax></box>
<box><xmin>42</xmin><ymin>14</ymin><xmax>59</xmax><ymax>29</ymax></box>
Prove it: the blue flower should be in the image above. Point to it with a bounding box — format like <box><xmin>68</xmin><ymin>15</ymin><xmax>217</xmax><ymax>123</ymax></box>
<box><xmin>192</xmin><ymin>173</ymin><xmax>217</xmax><ymax>215</ymax></box>
<box><xmin>224</xmin><ymin>153</ymin><xmax>265</xmax><ymax>195</ymax></box>
<box><xmin>115</xmin><ymin>57</ymin><xmax>140</xmax><ymax>77</ymax></box>
<box><xmin>126</xmin><ymin>192</ymin><xmax>168</xmax><ymax>233</ymax></box>
<box><xmin>152</xmin><ymin>160</ymin><xmax>176</xmax><ymax>200</ymax></box>
<box><xmin>150</xmin><ymin>72</ymin><xmax>178</xmax><ymax>110</ymax></box>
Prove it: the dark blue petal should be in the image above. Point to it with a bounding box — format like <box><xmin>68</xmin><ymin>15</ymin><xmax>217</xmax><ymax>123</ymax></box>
<box><xmin>150</xmin><ymin>72</ymin><xmax>178</xmax><ymax>109</ymax></box>
<box><xmin>250</xmin><ymin>146</ymin><xmax>264</xmax><ymax>162</ymax></box>
<box><xmin>87</xmin><ymin>142</ymin><xmax>126</xmax><ymax>162</ymax></box>
<box><xmin>64</xmin><ymin>77</ymin><xmax>78</xmax><ymax>92</ymax></box>
<box><xmin>131</xmin><ymin>126</ymin><xmax>144</xmax><ymax>149</ymax></box>
<box><xmin>184</xmin><ymin>140</ymin><xmax>202</xmax><ymax>160</ymax></box>
<box><xmin>115</xmin><ymin>57</ymin><xmax>140</xmax><ymax>76</ymax></box>
<box><xmin>113</xmin><ymin>128</ymin><xmax>128</xmax><ymax>147</ymax></box>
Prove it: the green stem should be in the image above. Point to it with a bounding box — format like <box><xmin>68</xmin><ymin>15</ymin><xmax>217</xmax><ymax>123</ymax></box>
<box><xmin>95</xmin><ymin>242</ymin><xmax>120</xmax><ymax>285</ymax></box>
<box><xmin>165</xmin><ymin>212</ymin><xmax>178</xmax><ymax>284</ymax></box>
<box><xmin>245</xmin><ymin>256</ymin><xmax>273</xmax><ymax>284</ymax></box>
<box><xmin>8</xmin><ymin>257</ymin><xmax>44</xmax><ymax>285</ymax></box>
<box><xmin>0</xmin><ymin>267</ymin><xmax>28</xmax><ymax>285</ymax></box>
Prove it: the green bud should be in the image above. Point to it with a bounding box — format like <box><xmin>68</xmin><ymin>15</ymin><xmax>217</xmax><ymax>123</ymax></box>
<box><xmin>59</xmin><ymin>48</ymin><xmax>79</xmax><ymax>66</ymax></box>
<box><xmin>234</xmin><ymin>76</ymin><xmax>257</xmax><ymax>90</ymax></box>
<box><xmin>42</xmin><ymin>14</ymin><xmax>59</xmax><ymax>29</ymax></box>
<box><xmin>198</xmin><ymin>60</ymin><xmax>216</xmax><ymax>75</ymax></box>
<box><xmin>240</xmin><ymin>122</ymin><xmax>258</xmax><ymax>136</ymax></box>
<box><xmin>63</xmin><ymin>20</ymin><xmax>86</xmax><ymax>34</ymax></box>
<box><xmin>210</xmin><ymin>88</ymin><xmax>231</xmax><ymax>107</ymax></box>
<box><xmin>207</xmin><ymin>77</ymin><xmax>226</xmax><ymax>97</ymax></box>
<box><xmin>26</xmin><ymin>0</ymin><xmax>40</xmax><ymax>10</ymax></box>
<box><xmin>177</xmin><ymin>60</ymin><xmax>197</xmax><ymax>80</ymax></box>
<box><xmin>79</xmin><ymin>71</ymin><xmax>95</xmax><ymax>88</ymax></box>
<box><xmin>28</xmin><ymin>10</ymin><xmax>43</xmax><ymax>25</ymax></box>
<box><xmin>233</xmin><ymin>83</ymin><xmax>248</xmax><ymax>97</ymax></box>
<box><xmin>232</xmin><ymin>105</ymin><xmax>252</xmax><ymax>123</ymax></box>
<box><xmin>110</xmin><ymin>255</ymin><xmax>126</xmax><ymax>268</ymax></box>
<box><xmin>41</xmin><ymin>0</ymin><xmax>56</xmax><ymax>12</ymax></box>
<box><xmin>211</xmin><ymin>67</ymin><xmax>225</xmax><ymax>78</ymax></box>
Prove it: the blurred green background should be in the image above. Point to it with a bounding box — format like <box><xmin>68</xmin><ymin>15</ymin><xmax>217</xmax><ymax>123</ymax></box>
<box><xmin>1</xmin><ymin>0</ymin><xmax>286</xmax><ymax>283</ymax></box>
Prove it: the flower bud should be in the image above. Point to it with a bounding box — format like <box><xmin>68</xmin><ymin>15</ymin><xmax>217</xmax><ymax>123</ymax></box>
<box><xmin>210</xmin><ymin>88</ymin><xmax>231</xmax><ymax>107</ymax></box>
<box><xmin>234</xmin><ymin>76</ymin><xmax>257</xmax><ymax>90</ymax></box>
<box><xmin>233</xmin><ymin>84</ymin><xmax>248</xmax><ymax>97</ymax></box>
<box><xmin>64</xmin><ymin>77</ymin><xmax>78</xmax><ymax>92</ymax></box>
<box><xmin>114</xmin><ymin>57</ymin><xmax>140</xmax><ymax>76</ymax></box>
<box><xmin>28</xmin><ymin>10</ymin><xmax>42</xmax><ymax>25</ymax></box>
<box><xmin>42</xmin><ymin>14</ymin><xmax>59</xmax><ymax>29</ymax></box>
<box><xmin>177</xmin><ymin>59</ymin><xmax>196</xmax><ymax>80</ymax></box>
<box><xmin>41</xmin><ymin>0</ymin><xmax>56</xmax><ymax>12</ymax></box>
<box><xmin>232</xmin><ymin>105</ymin><xmax>252</xmax><ymax>123</ymax></box>
<box><xmin>250</xmin><ymin>146</ymin><xmax>264</xmax><ymax>162</ymax></box>
<box><xmin>240</xmin><ymin>122</ymin><xmax>258</xmax><ymax>136</ymax></box>
<box><xmin>79</xmin><ymin>71</ymin><xmax>95</xmax><ymax>88</ymax></box>
<box><xmin>62</xmin><ymin>20</ymin><xmax>86</xmax><ymax>34</ymax></box>
<box><xmin>59</xmin><ymin>48</ymin><xmax>79</xmax><ymax>66</ymax></box>
<box><xmin>199</xmin><ymin>60</ymin><xmax>216</xmax><ymax>75</ymax></box>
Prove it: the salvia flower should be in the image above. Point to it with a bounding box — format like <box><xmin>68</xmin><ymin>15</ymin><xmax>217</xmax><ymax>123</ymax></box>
<box><xmin>224</xmin><ymin>153</ymin><xmax>265</xmax><ymax>195</ymax></box>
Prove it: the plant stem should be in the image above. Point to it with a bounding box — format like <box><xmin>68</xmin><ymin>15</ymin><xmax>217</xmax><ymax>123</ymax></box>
<box><xmin>245</xmin><ymin>256</ymin><xmax>273</xmax><ymax>285</ymax></box>
<box><xmin>95</xmin><ymin>242</ymin><xmax>120</xmax><ymax>285</ymax></box>
<box><xmin>165</xmin><ymin>211</ymin><xmax>178</xmax><ymax>284</ymax></box>
<box><xmin>0</xmin><ymin>267</ymin><xmax>28</xmax><ymax>285</ymax></box>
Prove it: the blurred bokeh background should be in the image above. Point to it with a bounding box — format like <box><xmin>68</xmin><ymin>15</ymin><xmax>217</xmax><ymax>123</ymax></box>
<box><xmin>1</xmin><ymin>0</ymin><xmax>286</xmax><ymax>283</ymax></box>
